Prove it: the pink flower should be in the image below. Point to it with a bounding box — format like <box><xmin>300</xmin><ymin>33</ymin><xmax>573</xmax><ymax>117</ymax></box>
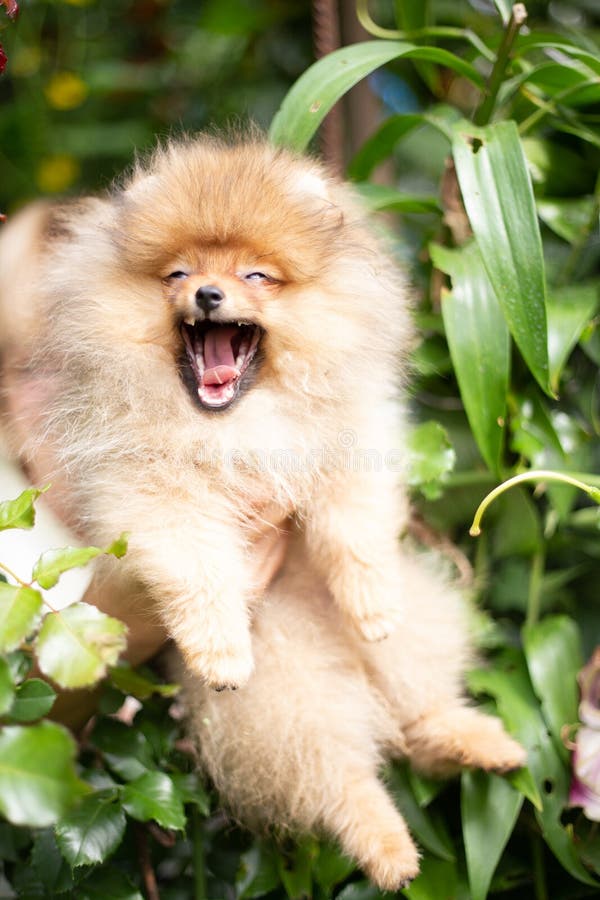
<box><xmin>569</xmin><ymin>727</ymin><xmax>600</xmax><ymax>820</ymax></box>
<box><xmin>570</xmin><ymin>649</ymin><xmax>600</xmax><ymax>820</ymax></box>
<box><xmin>0</xmin><ymin>1</ymin><xmax>18</xmax><ymax>20</ymax></box>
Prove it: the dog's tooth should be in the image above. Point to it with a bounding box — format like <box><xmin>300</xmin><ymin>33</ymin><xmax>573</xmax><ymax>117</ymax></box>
<box><xmin>184</xmin><ymin>316</ymin><xmax>196</xmax><ymax>326</ymax></box>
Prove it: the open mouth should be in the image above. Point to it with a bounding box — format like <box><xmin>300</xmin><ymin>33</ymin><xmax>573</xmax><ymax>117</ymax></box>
<box><xmin>180</xmin><ymin>319</ymin><xmax>263</xmax><ymax>410</ymax></box>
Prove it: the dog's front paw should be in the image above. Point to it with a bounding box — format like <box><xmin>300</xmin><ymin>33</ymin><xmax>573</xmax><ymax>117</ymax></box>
<box><xmin>183</xmin><ymin>639</ymin><xmax>254</xmax><ymax>691</ymax></box>
<box><xmin>331</xmin><ymin>557</ymin><xmax>404</xmax><ymax>643</ymax></box>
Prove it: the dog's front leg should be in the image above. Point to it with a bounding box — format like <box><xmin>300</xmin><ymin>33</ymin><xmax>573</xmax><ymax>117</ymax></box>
<box><xmin>305</xmin><ymin>469</ymin><xmax>408</xmax><ymax>642</ymax></box>
<box><xmin>111</xmin><ymin>503</ymin><xmax>254</xmax><ymax>691</ymax></box>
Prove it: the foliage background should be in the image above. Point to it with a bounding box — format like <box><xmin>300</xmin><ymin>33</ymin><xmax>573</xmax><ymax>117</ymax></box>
<box><xmin>1</xmin><ymin>0</ymin><xmax>600</xmax><ymax>898</ymax></box>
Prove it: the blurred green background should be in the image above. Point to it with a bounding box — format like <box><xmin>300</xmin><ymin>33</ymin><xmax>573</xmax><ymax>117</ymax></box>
<box><xmin>0</xmin><ymin>0</ymin><xmax>312</xmax><ymax>209</ymax></box>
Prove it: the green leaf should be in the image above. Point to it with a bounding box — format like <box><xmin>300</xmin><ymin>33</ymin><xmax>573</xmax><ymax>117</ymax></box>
<box><xmin>0</xmin><ymin>657</ymin><xmax>14</xmax><ymax>716</ymax></box>
<box><xmin>546</xmin><ymin>282</ymin><xmax>599</xmax><ymax>391</ymax></box>
<box><xmin>8</xmin><ymin>678</ymin><xmax>56</xmax><ymax>722</ymax></box>
<box><xmin>388</xmin><ymin>764</ymin><xmax>455</xmax><ymax>861</ymax></box>
<box><xmin>522</xmin><ymin>615</ymin><xmax>582</xmax><ymax>762</ymax></box>
<box><xmin>432</xmin><ymin>241</ymin><xmax>509</xmax><ymax>473</ymax></box>
<box><xmin>404</xmin><ymin>855</ymin><xmax>469</xmax><ymax>899</ymax></box>
<box><xmin>35</xmin><ymin>603</ymin><xmax>127</xmax><ymax>689</ymax></box>
<box><xmin>122</xmin><ymin>771</ymin><xmax>186</xmax><ymax>830</ymax></box>
<box><xmin>537</xmin><ymin>197</ymin><xmax>596</xmax><ymax>245</ymax></box>
<box><xmin>347</xmin><ymin>113</ymin><xmax>424</xmax><ymax>180</ymax></box>
<box><xmin>336</xmin><ymin>882</ymin><xmax>386</xmax><ymax>900</ymax></box>
<box><xmin>452</xmin><ymin>121</ymin><xmax>551</xmax><ymax>395</ymax></box>
<box><xmin>468</xmin><ymin>648</ymin><xmax>596</xmax><ymax>886</ymax></box>
<box><xmin>237</xmin><ymin>841</ymin><xmax>281</xmax><ymax>899</ymax></box>
<box><xmin>0</xmin><ymin>722</ymin><xmax>87</xmax><ymax>826</ymax></box>
<box><xmin>109</xmin><ymin>663</ymin><xmax>179</xmax><ymax>700</ymax></box>
<box><xmin>269</xmin><ymin>41</ymin><xmax>484</xmax><ymax>151</ymax></box>
<box><xmin>77</xmin><ymin>869</ymin><xmax>143</xmax><ymax>900</ymax></box>
<box><xmin>461</xmin><ymin>770</ymin><xmax>523</xmax><ymax>900</ymax></box>
<box><xmin>32</xmin><ymin>534</ymin><xmax>128</xmax><ymax>589</ymax></box>
<box><xmin>55</xmin><ymin>789</ymin><xmax>126</xmax><ymax>867</ymax></box>
<box><xmin>0</xmin><ymin>486</ymin><xmax>47</xmax><ymax>531</ymax></box>
<box><xmin>276</xmin><ymin>836</ymin><xmax>317</xmax><ymax>899</ymax></box>
<box><xmin>313</xmin><ymin>841</ymin><xmax>356</xmax><ymax>892</ymax></box>
<box><xmin>0</xmin><ymin>583</ymin><xmax>43</xmax><ymax>652</ymax></box>
<box><xmin>170</xmin><ymin>773</ymin><xmax>210</xmax><ymax>814</ymax></box>
<box><xmin>354</xmin><ymin>182</ymin><xmax>441</xmax><ymax>214</ymax></box>
<box><xmin>492</xmin><ymin>0</ymin><xmax>511</xmax><ymax>23</ymax></box>
<box><xmin>406</xmin><ymin>420</ymin><xmax>456</xmax><ymax>499</ymax></box>
<box><xmin>91</xmin><ymin>718</ymin><xmax>156</xmax><ymax>781</ymax></box>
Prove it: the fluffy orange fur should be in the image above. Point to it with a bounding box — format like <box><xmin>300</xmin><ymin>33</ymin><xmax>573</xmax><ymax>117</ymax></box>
<box><xmin>0</xmin><ymin>133</ymin><xmax>526</xmax><ymax>889</ymax></box>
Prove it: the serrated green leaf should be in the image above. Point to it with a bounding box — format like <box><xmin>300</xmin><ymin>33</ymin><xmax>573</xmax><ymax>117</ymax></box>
<box><xmin>55</xmin><ymin>789</ymin><xmax>126</xmax><ymax>867</ymax></box>
<box><xmin>404</xmin><ymin>855</ymin><xmax>468</xmax><ymax>899</ymax></box>
<box><xmin>35</xmin><ymin>604</ymin><xmax>127</xmax><ymax>689</ymax></box>
<box><xmin>0</xmin><ymin>657</ymin><xmax>14</xmax><ymax>715</ymax></box>
<box><xmin>0</xmin><ymin>486</ymin><xmax>47</xmax><ymax>531</ymax></box>
<box><xmin>77</xmin><ymin>868</ymin><xmax>143</xmax><ymax>900</ymax></box>
<box><xmin>432</xmin><ymin>241</ymin><xmax>509</xmax><ymax>473</ymax></box>
<box><xmin>32</xmin><ymin>533</ymin><xmax>128</xmax><ymax>590</ymax></box>
<box><xmin>0</xmin><ymin>583</ymin><xmax>43</xmax><ymax>652</ymax></box>
<box><xmin>269</xmin><ymin>41</ymin><xmax>483</xmax><ymax>151</ymax></box>
<box><xmin>170</xmin><ymin>773</ymin><xmax>210</xmax><ymax>815</ymax></box>
<box><xmin>452</xmin><ymin>121</ymin><xmax>551</xmax><ymax>395</ymax></box>
<box><xmin>461</xmin><ymin>770</ymin><xmax>523</xmax><ymax>900</ymax></box>
<box><xmin>122</xmin><ymin>771</ymin><xmax>186</xmax><ymax>830</ymax></box>
<box><xmin>109</xmin><ymin>663</ymin><xmax>179</xmax><ymax>700</ymax></box>
<box><xmin>406</xmin><ymin>420</ymin><xmax>456</xmax><ymax>499</ymax></box>
<box><xmin>0</xmin><ymin>722</ymin><xmax>88</xmax><ymax>826</ymax></box>
<box><xmin>8</xmin><ymin>678</ymin><xmax>55</xmax><ymax>722</ymax></box>
<box><xmin>91</xmin><ymin>718</ymin><xmax>156</xmax><ymax>781</ymax></box>
<box><xmin>313</xmin><ymin>841</ymin><xmax>356</xmax><ymax>892</ymax></box>
<box><xmin>522</xmin><ymin>615</ymin><xmax>582</xmax><ymax>762</ymax></box>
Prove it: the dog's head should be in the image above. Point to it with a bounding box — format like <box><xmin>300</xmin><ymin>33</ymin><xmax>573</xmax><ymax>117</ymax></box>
<box><xmin>110</xmin><ymin>135</ymin><xmax>402</xmax><ymax>412</ymax></box>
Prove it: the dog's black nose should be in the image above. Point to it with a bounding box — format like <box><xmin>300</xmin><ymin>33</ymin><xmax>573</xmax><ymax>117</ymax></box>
<box><xmin>195</xmin><ymin>284</ymin><xmax>224</xmax><ymax>314</ymax></box>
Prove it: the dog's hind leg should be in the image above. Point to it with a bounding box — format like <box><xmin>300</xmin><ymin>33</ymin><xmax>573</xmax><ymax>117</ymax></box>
<box><xmin>355</xmin><ymin>551</ymin><xmax>527</xmax><ymax>776</ymax></box>
<box><xmin>184</xmin><ymin>564</ymin><xmax>421</xmax><ymax>890</ymax></box>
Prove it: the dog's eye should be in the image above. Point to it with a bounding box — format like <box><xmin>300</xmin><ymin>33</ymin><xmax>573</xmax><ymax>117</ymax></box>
<box><xmin>244</xmin><ymin>272</ymin><xmax>270</xmax><ymax>283</ymax></box>
<box><xmin>166</xmin><ymin>271</ymin><xmax>188</xmax><ymax>280</ymax></box>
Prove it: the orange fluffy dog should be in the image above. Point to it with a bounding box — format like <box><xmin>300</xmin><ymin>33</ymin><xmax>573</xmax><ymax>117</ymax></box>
<box><xmin>0</xmin><ymin>134</ymin><xmax>525</xmax><ymax>889</ymax></box>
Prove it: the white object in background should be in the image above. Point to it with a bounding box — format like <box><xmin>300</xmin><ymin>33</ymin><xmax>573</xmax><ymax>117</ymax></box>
<box><xmin>0</xmin><ymin>456</ymin><xmax>93</xmax><ymax>610</ymax></box>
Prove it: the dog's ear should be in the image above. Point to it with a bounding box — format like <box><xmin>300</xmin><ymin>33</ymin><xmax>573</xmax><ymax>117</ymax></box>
<box><xmin>292</xmin><ymin>169</ymin><xmax>331</xmax><ymax>203</ymax></box>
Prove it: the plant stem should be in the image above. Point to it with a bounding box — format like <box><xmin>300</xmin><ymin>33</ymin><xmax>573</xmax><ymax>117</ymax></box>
<box><xmin>0</xmin><ymin>560</ymin><xmax>29</xmax><ymax>587</ymax></box>
<box><xmin>192</xmin><ymin>807</ymin><xmax>207</xmax><ymax>900</ymax></box>
<box><xmin>469</xmin><ymin>470</ymin><xmax>600</xmax><ymax>536</ymax></box>
<box><xmin>531</xmin><ymin>833</ymin><xmax>548</xmax><ymax>900</ymax></box>
<box><xmin>526</xmin><ymin>549</ymin><xmax>545</xmax><ymax>628</ymax></box>
<box><xmin>355</xmin><ymin>0</ymin><xmax>495</xmax><ymax>61</ymax></box>
<box><xmin>474</xmin><ymin>3</ymin><xmax>528</xmax><ymax>126</ymax></box>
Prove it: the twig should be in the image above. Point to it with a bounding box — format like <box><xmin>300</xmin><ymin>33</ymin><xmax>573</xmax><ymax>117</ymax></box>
<box><xmin>135</xmin><ymin>824</ymin><xmax>160</xmax><ymax>900</ymax></box>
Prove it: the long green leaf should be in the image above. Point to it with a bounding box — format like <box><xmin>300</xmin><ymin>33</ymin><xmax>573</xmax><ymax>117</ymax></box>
<box><xmin>522</xmin><ymin>615</ymin><xmax>582</xmax><ymax>762</ymax></box>
<box><xmin>269</xmin><ymin>41</ymin><xmax>484</xmax><ymax>151</ymax></box>
<box><xmin>469</xmin><ymin>648</ymin><xmax>597</xmax><ymax>886</ymax></box>
<box><xmin>546</xmin><ymin>282</ymin><xmax>599</xmax><ymax>391</ymax></box>
<box><xmin>461</xmin><ymin>770</ymin><xmax>523</xmax><ymax>900</ymax></box>
<box><xmin>452</xmin><ymin>121</ymin><xmax>551</xmax><ymax>395</ymax></box>
<box><xmin>432</xmin><ymin>241</ymin><xmax>509</xmax><ymax>473</ymax></box>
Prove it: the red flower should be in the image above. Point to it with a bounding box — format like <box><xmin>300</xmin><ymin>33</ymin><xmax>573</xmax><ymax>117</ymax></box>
<box><xmin>0</xmin><ymin>43</ymin><xmax>6</xmax><ymax>74</ymax></box>
<box><xmin>0</xmin><ymin>0</ymin><xmax>18</xmax><ymax>20</ymax></box>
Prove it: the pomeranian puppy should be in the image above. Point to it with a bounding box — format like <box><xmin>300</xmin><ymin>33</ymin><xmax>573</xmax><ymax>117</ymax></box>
<box><xmin>0</xmin><ymin>132</ymin><xmax>526</xmax><ymax>888</ymax></box>
<box><xmin>0</xmin><ymin>132</ymin><xmax>414</xmax><ymax>689</ymax></box>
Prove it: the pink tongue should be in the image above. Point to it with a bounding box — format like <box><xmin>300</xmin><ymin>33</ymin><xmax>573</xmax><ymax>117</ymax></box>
<box><xmin>202</xmin><ymin>326</ymin><xmax>239</xmax><ymax>386</ymax></box>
